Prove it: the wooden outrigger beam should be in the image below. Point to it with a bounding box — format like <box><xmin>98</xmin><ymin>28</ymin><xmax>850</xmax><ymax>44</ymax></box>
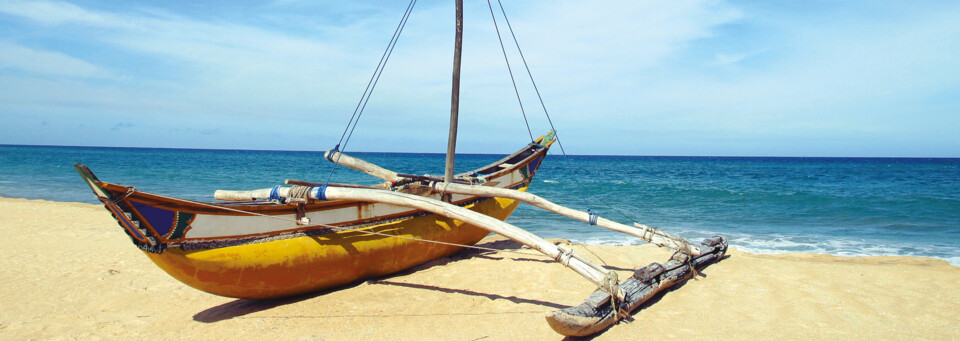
<box><xmin>323</xmin><ymin>187</ymin><xmax>622</xmax><ymax>295</ymax></box>
<box><xmin>317</xmin><ymin>149</ymin><xmax>703</xmax><ymax>255</ymax></box>
<box><xmin>430</xmin><ymin>181</ymin><xmax>703</xmax><ymax>256</ymax></box>
<box><xmin>324</xmin><ymin>149</ymin><xmax>400</xmax><ymax>181</ymax></box>
<box><xmin>214</xmin><ymin>184</ymin><xmax>727</xmax><ymax>336</ymax></box>
<box><xmin>215</xmin><ymin>150</ymin><xmax>729</xmax><ymax>336</ymax></box>
<box><xmin>308</xmin><ymin>150</ymin><xmax>728</xmax><ymax>335</ymax></box>
<box><xmin>216</xmin><ymin>185</ymin><xmax>625</xmax><ymax>300</ymax></box>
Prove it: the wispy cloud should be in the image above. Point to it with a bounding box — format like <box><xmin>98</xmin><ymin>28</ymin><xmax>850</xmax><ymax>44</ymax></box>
<box><xmin>0</xmin><ymin>42</ymin><xmax>112</xmax><ymax>78</ymax></box>
<box><xmin>1</xmin><ymin>0</ymin><xmax>746</xmax><ymax>150</ymax></box>
<box><xmin>708</xmin><ymin>48</ymin><xmax>768</xmax><ymax>66</ymax></box>
<box><xmin>0</xmin><ymin>0</ymin><xmax>957</xmax><ymax>156</ymax></box>
<box><xmin>110</xmin><ymin>122</ymin><xmax>134</xmax><ymax>131</ymax></box>
<box><xmin>0</xmin><ymin>0</ymin><xmax>378</xmax><ymax>123</ymax></box>
<box><xmin>0</xmin><ymin>0</ymin><xmax>110</xmax><ymax>26</ymax></box>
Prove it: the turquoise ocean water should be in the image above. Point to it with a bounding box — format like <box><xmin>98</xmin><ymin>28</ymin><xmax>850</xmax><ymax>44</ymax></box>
<box><xmin>1</xmin><ymin>145</ymin><xmax>958</xmax><ymax>265</ymax></box>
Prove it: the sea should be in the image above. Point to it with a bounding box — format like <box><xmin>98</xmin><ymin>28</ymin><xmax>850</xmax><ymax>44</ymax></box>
<box><xmin>1</xmin><ymin>144</ymin><xmax>958</xmax><ymax>266</ymax></box>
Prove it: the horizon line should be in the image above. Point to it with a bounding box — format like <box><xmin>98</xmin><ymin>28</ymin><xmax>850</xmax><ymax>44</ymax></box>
<box><xmin>2</xmin><ymin>143</ymin><xmax>958</xmax><ymax>160</ymax></box>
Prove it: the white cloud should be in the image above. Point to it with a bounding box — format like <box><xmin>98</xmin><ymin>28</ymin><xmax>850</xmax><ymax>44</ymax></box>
<box><xmin>652</xmin><ymin>5</ymin><xmax>960</xmax><ymax>116</ymax></box>
<box><xmin>708</xmin><ymin>49</ymin><xmax>768</xmax><ymax>66</ymax></box>
<box><xmin>2</xmin><ymin>0</ymin><xmax>955</xmax><ymax>156</ymax></box>
<box><xmin>0</xmin><ymin>0</ymin><xmax>379</xmax><ymax>119</ymax></box>
<box><xmin>0</xmin><ymin>0</ymin><xmax>750</xmax><ymax>152</ymax></box>
<box><xmin>0</xmin><ymin>42</ymin><xmax>111</xmax><ymax>78</ymax></box>
<box><xmin>507</xmin><ymin>1</ymin><xmax>742</xmax><ymax>78</ymax></box>
<box><xmin>0</xmin><ymin>0</ymin><xmax>110</xmax><ymax>26</ymax></box>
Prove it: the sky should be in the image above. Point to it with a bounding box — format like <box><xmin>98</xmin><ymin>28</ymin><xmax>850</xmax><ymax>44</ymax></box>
<box><xmin>1</xmin><ymin>0</ymin><xmax>958</xmax><ymax>157</ymax></box>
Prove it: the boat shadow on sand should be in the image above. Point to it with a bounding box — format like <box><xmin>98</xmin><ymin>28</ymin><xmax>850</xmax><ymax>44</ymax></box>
<box><xmin>193</xmin><ymin>238</ymin><xmax>567</xmax><ymax>322</ymax></box>
<box><xmin>192</xmin><ymin>237</ymin><xmax>721</xmax><ymax>329</ymax></box>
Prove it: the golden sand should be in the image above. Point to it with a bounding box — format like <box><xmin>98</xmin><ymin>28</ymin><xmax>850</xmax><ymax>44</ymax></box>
<box><xmin>1</xmin><ymin>197</ymin><xmax>957</xmax><ymax>339</ymax></box>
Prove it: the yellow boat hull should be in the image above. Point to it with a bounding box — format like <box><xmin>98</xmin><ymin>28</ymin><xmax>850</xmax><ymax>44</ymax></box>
<box><xmin>77</xmin><ymin>135</ymin><xmax>554</xmax><ymax>299</ymax></box>
<box><xmin>143</xmin><ymin>195</ymin><xmax>522</xmax><ymax>299</ymax></box>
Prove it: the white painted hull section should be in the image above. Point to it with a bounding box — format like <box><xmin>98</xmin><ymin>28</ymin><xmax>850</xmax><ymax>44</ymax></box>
<box><xmin>183</xmin><ymin>169</ymin><xmax>526</xmax><ymax>240</ymax></box>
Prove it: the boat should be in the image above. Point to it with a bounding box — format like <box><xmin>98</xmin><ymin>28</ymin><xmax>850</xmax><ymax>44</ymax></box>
<box><xmin>74</xmin><ymin>136</ymin><xmax>552</xmax><ymax>299</ymax></box>
<box><xmin>76</xmin><ymin>0</ymin><xmax>727</xmax><ymax>336</ymax></box>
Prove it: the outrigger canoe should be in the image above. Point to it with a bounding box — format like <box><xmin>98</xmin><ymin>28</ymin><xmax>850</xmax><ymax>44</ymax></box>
<box><xmin>75</xmin><ymin>0</ymin><xmax>728</xmax><ymax>336</ymax></box>
<box><xmin>76</xmin><ymin>135</ymin><xmax>553</xmax><ymax>299</ymax></box>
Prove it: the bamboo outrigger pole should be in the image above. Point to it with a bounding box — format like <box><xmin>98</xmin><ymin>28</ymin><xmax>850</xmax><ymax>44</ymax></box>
<box><xmin>430</xmin><ymin>181</ymin><xmax>703</xmax><ymax>255</ymax></box>
<box><xmin>217</xmin><ymin>143</ymin><xmax>730</xmax><ymax>337</ymax></box>
<box><xmin>215</xmin><ymin>185</ymin><xmax>623</xmax><ymax>298</ymax></box>
<box><xmin>312</xmin><ymin>149</ymin><xmax>702</xmax><ymax>255</ymax></box>
<box><xmin>324</xmin><ymin>149</ymin><xmax>399</xmax><ymax>181</ymax></box>
<box><xmin>213</xmin><ymin>183</ymin><xmax>728</xmax><ymax>337</ymax></box>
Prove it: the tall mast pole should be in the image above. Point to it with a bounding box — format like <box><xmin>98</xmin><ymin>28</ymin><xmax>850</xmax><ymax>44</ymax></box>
<box><xmin>443</xmin><ymin>0</ymin><xmax>463</xmax><ymax>202</ymax></box>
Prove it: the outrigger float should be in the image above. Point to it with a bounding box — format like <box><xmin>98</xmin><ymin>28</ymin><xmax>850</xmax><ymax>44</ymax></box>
<box><xmin>76</xmin><ymin>0</ymin><xmax>727</xmax><ymax>336</ymax></box>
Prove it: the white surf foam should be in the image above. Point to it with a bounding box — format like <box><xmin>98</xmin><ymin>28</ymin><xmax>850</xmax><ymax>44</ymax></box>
<box><xmin>567</xmin><ymin>229</ymin><xmax>960</xmax><ymax>267</ymax></box>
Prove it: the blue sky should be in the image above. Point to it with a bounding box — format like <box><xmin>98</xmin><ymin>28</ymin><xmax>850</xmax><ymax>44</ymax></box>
<box><xmin>1</xmin><ymin>0</ymin><xmax>958</xmax><ymax>157</ymax></box>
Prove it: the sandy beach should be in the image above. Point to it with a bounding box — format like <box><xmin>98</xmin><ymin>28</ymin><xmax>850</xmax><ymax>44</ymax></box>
<box><xmin>1</xmin><ymin>196</ymin><xmax>957</xmax><ymax>340</ymax></box>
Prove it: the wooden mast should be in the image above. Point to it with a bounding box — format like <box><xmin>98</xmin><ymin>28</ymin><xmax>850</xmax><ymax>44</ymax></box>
<box><xmin>443</xmin><ymin>0</ymin><xmax>464</xmax><ymax>202</ymax></box>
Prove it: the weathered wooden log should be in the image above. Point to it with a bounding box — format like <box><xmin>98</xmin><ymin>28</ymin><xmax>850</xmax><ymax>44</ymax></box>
<box><xmin>545</xmin><ymin>236</ymin><xmax>728</xmax><ymax>336</ymax></box>
<box><xmin>324</xmin><ymin>149</ymin><xmax>399</xmax><ymax>181</ymax></box>
<box><xmin>432</xmin><ymin>182</ymin><xmax>702</xmax><ymax>256</ymax></box>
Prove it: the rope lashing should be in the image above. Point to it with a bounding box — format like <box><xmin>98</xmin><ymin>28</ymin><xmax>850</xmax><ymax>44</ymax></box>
<box><xmin>556</xmin><ymin>244</ymin><xmax>622</xmax><ymax>301</ymax></box>
<box><xmin>287</xmin><ymin>185</ymin><xmax>312</xmax><ymax>200</ymax></box>
<box><xmin>640</xmin><ymin>224</ymin><xmax>651</xmax><ymax>241</ymax></box>
<box><xmin>587</xmin><ymin>209</ymin><xmax>598</xmax><ymax>226</ymax></box>
<box><xmin>109</xmin><ymin>186</ymin><xmax>136</xmax><ymax>204</ymax></box>
<box><xmin>602</xmin><ymin>270</ymin><xmax>626</xmax><ymax>320</ymax></box>
<box><xmin>267</xmin><ymin>185</ymin><xmax>330</xmax><ymax>201</ymax></box>
<box><xmin>555</xmin><ymin>244</ymin><xmax>575</xmax><ymax>266</ymax></box>
<box><xmin>602</xmin><ymin>270</ymin><xmax>620</xmax><ymax>295</ymax></box>
<box><xmin>267</xmin><ymin>185</ymin><xmax>284</xmax><ymax>203</ymax></box>
<box><xmin>671</xmin><ymin>237</ymin><xmax>701</xmax><ymax>278</ymax></box>
<box><xmin>311</xmin><ymin>184</ymin><xmax>329</xmax><ymax>201</ymax></box>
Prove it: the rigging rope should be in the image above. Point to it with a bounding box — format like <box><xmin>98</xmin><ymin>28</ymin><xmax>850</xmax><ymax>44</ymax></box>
<box><xmin>487</xmin><ymin>3</ymin><xmax>632</xmax><ymax>272</ymax></box>
<box><xmin>495</xmin><ymin>1</ymin><xmax>657</xmax><ymax>227</ymax></box>
<box><xmin>319</xmin><ymin>1</ymin><xmax>653</xmax><ymax>249</ymax></box>
<box><xmin>494</xmin><ymin>0</ymin><xmax>592</xmax><ymax>210</ymax></box>
<box><xmin>486</xmin><ymin>0</ymin><xmax>533</xmax><ymax>142</ymax></box>
<box><xmin>323</xmin><ymin>0</ymin><xmax>418</xmax><ymax>186</ymax></box>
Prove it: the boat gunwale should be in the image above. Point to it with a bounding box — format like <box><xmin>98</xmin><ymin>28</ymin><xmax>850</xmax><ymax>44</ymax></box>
<box><xmin>98</xmin><ymin>141</ymin><xmax>546</xmax><ymax>216</ymax></box>
<box><xmin>87</xmin><ymin>140</ymin><xmax>550</xmax><ymax>247</ymax></box>
<box><xmin>116</xmin><ymin>179</ymin><xmax>532</xmax><ymax>246</ymax></box>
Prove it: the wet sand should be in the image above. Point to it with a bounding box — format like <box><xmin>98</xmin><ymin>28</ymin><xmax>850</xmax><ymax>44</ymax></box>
<box><xmin>1</xmin><ymin>197</ymin><xmax>957</xmax><ymax>340</ymax></box>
